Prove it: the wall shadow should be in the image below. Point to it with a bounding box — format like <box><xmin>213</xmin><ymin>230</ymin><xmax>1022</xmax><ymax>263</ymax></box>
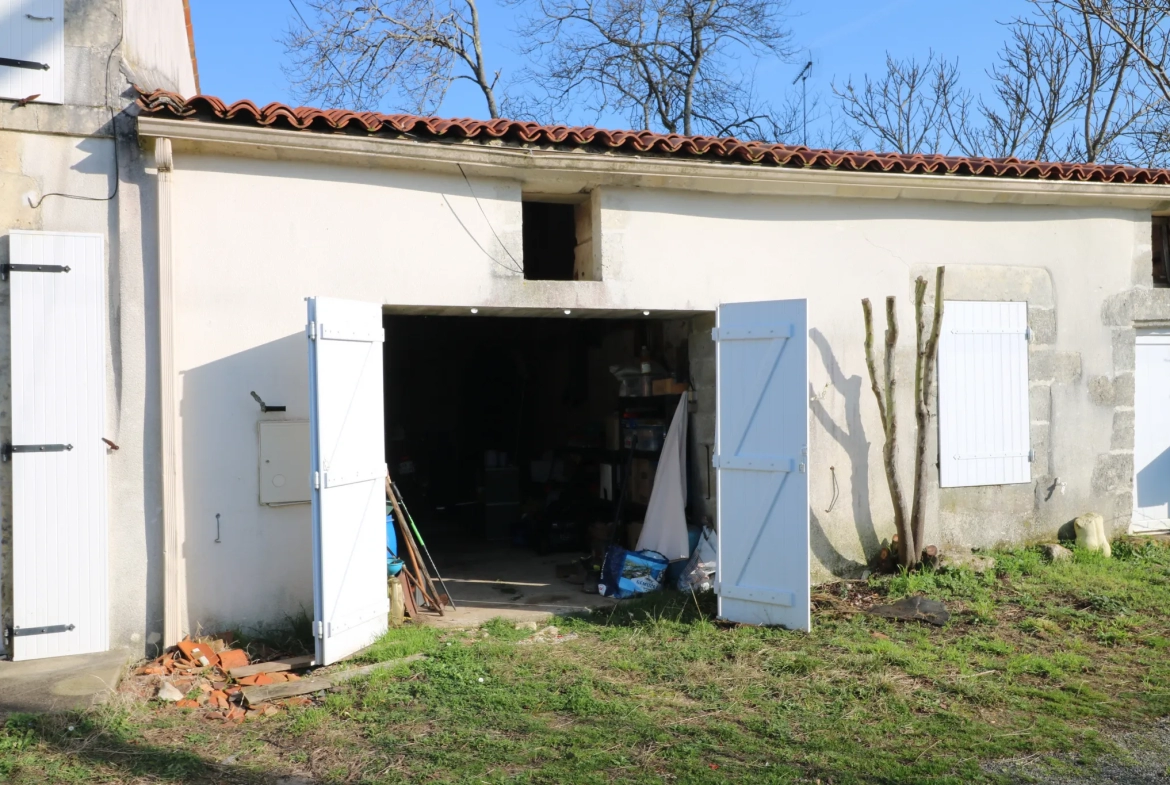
<box><xmin>179</xmin><ymin>332</ymin><xmax>315</xmax><ymax>633</ymax></box>
<box><xmin>808</xmin><ymin>328</ymin><xmax>877</xmax><ymax>576</ymax></box>
<box><xmin>1137</xmin><ymin>446</ymin><xmax>1170</xmax><ymax>508</ymax></box>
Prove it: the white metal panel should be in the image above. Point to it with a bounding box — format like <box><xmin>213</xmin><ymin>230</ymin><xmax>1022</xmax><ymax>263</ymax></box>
<box><xmin>938</xmin><ymin>301</ymin><xmax>1031</xmax><ymax>488</ymax></box>
<box><xmin>259</xmin><ymin>420</ymin><xmax>310</xmax><ymax>505</ymax></box>
<box><xmin>1134</xmin><ymin>330</ymin><xmax>1170</xmax><ymax>533</ymax></box>
<box><xmin>9</xmin><ymin>231</ymin><xmax>107</xmax><ymax>661</ymax></box>
<box><xmin>714</xmin><ymin>299</ymin><xmax>810</xmax><ymax>631</ymax></box>
<box><xmin>307</xmin><ymin>297</ymin><xmax>389</xmax><ymax>665</ymax></box>
<box><xmin>0</xmin><ymin>0</ymin><xmax>65</xmax><ymax>104</ymax></box>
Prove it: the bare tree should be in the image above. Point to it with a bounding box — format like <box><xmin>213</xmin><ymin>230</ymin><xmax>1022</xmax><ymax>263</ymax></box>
<box><xmin>955</xmin><ymin>17</ymin><xmax>1084</xmax><ymax>160</ymax></box>
<box><xmin>832</xmin><ymin>52</ymin><xmax>967</xmax><ymax>154</ymax></box>
<box><xmin>862</xmin><ymin>267</ymin><xmax>945</xmax><ymax>570</ymax></box>
<box><xmin>1053</xmin><ymin>0</ymin><xmax>1170</xmax><ymax>164</ymax></box>
<box><xmin>515</xmin><ymin>0</ymin><xmax>798</xmax><ymax>138</ymax></box>
<box><xmin>284</xmin><ymin>0</ymin><xmax>502</xmax><ymax>117</ymax></box>
<box><xmin>836</xmin><ymin>2</ymin><xmax>1167</xmax><ymax>164</ymax></box>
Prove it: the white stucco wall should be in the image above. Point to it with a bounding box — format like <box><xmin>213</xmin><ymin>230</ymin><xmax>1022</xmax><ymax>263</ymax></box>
<box><xmin>166</xmin><ymin>150</ymin><xmax>1152</xmax><ymax>629</ymax></box>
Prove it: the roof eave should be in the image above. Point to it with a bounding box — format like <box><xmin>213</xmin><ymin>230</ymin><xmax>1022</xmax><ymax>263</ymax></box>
<box><xmin>137</xmin><ymin>116</ymin><xmax>1170</xmax><ymax>211</ymax></box>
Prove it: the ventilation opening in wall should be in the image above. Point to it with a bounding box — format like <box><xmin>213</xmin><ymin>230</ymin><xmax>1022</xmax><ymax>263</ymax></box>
<box><xmin>1153</xmin><ymin>216</ymin><xmax>1170</xmax><ymax>287</ymax></box>
<box><xmin>522</xmin><ymin>197</ymin><xmax>598</xmax><ymax>281</ymax></box>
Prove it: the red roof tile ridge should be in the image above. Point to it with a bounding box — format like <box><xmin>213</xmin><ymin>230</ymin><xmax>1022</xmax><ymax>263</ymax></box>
<box><xmin>134</xmin><ymin>88</ymin><xmax>1170</xmax><ymax>186</ymax></box>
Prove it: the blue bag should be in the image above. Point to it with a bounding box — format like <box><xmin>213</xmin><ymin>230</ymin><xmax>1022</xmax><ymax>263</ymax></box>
<box><xmin>598</xmin><ymin>546</ymin><xmax>668</xmax><ymax>599</ymax></box>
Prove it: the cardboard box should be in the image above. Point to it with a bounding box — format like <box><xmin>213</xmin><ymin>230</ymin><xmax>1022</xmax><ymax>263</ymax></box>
<box><xmin>604</xmin><ymin>415</ymin><xmax>621</xmax><ymax>450</ymax></box>
<box><xmin>652</xmin><ymin>378</ymin><xmax>689</xmax><ymax>395</ymax></box>
<box><xmin>629</xmin><ymin>458</ymin><xmax>656</xmax><ymax>505</ymax></box>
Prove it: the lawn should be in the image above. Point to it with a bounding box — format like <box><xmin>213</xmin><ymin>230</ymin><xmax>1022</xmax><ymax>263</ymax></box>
<box><xmin>3</xmin><ymin>539</ymin><xmax>1169</xmax><ymax>784</ymax></box>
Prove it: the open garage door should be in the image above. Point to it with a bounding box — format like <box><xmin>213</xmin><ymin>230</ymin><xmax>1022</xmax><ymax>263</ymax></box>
<box><xmin>714</xmin><ymin>299</ymin><xmax>809</xmax><ymax>631</ymax></box>
<box><xmin>307</xmin><ymin>297</ymin><xmax>389</xmax><ymax>665</ymax></box>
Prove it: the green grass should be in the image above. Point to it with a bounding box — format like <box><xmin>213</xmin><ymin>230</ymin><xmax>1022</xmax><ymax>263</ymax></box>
<box><xmin>4</xmin><ymin>539</ymin><xmax>1170</xmax><ymax>784</ymax></box>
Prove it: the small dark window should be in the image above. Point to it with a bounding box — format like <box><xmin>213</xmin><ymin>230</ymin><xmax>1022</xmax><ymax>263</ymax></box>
<box><xmin>1154</xmin><ymin>217</ymin><xmax>1170</xmax><ymax>287</ymax></box>
<box><xmin>522</xmin><ymin>202</ymin><xmax>576</xmax><ymax>281</ymax></box>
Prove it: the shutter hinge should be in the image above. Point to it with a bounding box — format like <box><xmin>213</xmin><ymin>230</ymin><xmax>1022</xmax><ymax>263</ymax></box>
<box><xmin>1</xmin><ymin>263</ymin><xmax>71</xmax><ymax>281</ymax></box>
<box><xmin>1028</xmin><ymin>448</ymin><xmax>1035</xmax><ymax>462</ymax></box>
<box><xmin>10</xmin><ymin>623</ymin><xmax>74</xmax><ymax>637</ymax></box>
<box><xmin>1025</xmin><ymin>327</ymin><xmax>1034</xmax><ymax>342</ymax></box>
<box><xmin>313</xmin><ymin>471</ymin><xmax>320</xmax><ymax>490</ymax></box>
<box><xmin>0</xmin><ymin>56</ymin><xmax>50</xmax><ymax>72</ymax></box>
<box><xmin>307</xmin><ymin>321</ymin><xmax>317</xmax><ymax>341</ymax></box>
<box><xmin>2</xmin><ymin>443</ymin><xmax>73</xmax><ymax>462</ymax></box>
<box><xmin>314</xmin><ymin>620</ymin><xmax>325</xmax><ymax>639</ymax></box>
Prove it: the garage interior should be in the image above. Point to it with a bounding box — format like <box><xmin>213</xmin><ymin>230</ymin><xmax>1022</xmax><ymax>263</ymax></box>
<box><xmin>382</xmin><ymin>312</ymin><xmax>709</xmax><ymax>625</ymax></box>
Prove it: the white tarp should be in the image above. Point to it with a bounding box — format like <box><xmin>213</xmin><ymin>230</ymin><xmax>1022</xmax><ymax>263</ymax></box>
<box><xmin>636</xmin><ymin>393</ymin><xmax>690</xmax><ymax>560</ymax></box>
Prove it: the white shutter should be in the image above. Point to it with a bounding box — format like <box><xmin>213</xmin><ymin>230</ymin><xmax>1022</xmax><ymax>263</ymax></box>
<box><xmin>9</xmin><ymin>231</ymin><xmax>107</xmax><ymax>661</ymax></box>
<box><xmin>938</xmin><ymin>301</ymin><xmax>1031</xmax><ymax>488</ymax></box>
<box><xmin>1133</xmin><ymin>330</ymin><xmax>1170</xmax><ymax>533</ymax></box>
<box><xmin>0</xmin><ymin>0</ymin><xmax>65</xmax><ymax>104</ymax></box>
<box><xmin>307</xmin><ymin>297</ymin><xmax>389</xmax><ymax>665</ymax></box>
<box><xmin>714</xmin><ymin>299</ymin><xmax>810</xmax><ymax>631</ymax></box>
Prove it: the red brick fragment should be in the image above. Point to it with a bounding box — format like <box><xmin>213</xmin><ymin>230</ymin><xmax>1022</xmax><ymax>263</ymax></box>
<box><xmin>217</xmin><ymin>648</ymin><xmax>249</xmax><ymax>671</ymax></box>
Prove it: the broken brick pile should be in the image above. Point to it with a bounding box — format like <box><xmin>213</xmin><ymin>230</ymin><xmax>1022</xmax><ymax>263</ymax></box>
<box><xmin>129</xmin><ymin>634</ymin><xmax>314</xmax><ymax>723</ymax></box>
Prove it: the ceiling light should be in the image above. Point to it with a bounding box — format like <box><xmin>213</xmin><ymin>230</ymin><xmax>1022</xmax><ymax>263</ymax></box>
<box><xmin>564</xmin><ymin>309</ymin><xmax>572</xmax><ymax>315</ymax></box>
<box><xmin>643</xmin><ymin>310</ymin><xmax>651</xmax><ymax>316</ymax></box>
<box><xmin>470</xmin><ymin>307</ymin><xmax>479</xmax><ymax>314</ymax></box>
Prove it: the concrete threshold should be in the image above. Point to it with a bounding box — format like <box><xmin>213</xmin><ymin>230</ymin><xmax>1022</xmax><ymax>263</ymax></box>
<box><xmin>0</xmin><ymin>648</ymin><xmax>131</xmax><ymax>716</ymax></box>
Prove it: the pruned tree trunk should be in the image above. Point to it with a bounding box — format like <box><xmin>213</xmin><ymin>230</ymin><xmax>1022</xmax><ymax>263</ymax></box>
<box><xmin>863</xmin><ymin>266</ymin><xmax>946</xmax><ymax>569</ymax></box>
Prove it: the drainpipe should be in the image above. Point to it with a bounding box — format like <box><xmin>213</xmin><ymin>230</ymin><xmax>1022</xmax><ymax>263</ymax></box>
<box><xmin>155</xmin><ymin>138</ymin><xmax>184</xmax><ymax>646</ymax></box>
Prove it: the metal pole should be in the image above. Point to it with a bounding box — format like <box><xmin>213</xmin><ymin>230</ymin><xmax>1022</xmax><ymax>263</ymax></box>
<box><xmin>802</xmin><ymin>77</ymin><xmax>808</xmax><ymax>147</ymax></box>
<box><xmin>792</xmin><ymin>60</ymin><xmax>813</xmax><ymax>147</ymax></box>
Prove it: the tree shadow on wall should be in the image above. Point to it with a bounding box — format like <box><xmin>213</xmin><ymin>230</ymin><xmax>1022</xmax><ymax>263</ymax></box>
<box><xmin>808</xmin><ymin>328</ymin><xmax>879</xmax><ymax>577</ymax></box>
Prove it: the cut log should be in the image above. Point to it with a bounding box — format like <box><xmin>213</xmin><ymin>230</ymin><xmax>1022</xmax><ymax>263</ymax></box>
<box><xmin>229</xmin><ymin>654</ymin><xmax>315</xmax><ymax>679</ymax></box>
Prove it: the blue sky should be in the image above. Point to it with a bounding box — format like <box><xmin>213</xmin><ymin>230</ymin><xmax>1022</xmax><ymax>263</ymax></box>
<box><xmin>189</xmin><ymin>0</ymin><xmax>1025</xmax><ymax>139</ymax></box>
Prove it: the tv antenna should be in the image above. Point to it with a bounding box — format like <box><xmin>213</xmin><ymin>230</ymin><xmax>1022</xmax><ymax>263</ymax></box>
<box><xmin>792</xmin><ymin>60</ymin><xmax>813</xmax><ymax>147</ymax></box>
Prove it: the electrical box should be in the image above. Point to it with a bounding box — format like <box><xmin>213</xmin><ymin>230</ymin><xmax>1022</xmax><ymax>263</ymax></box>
<box><xmin>259</xmin><ymin>420</ymin><xmax>310</xmax><ymax>505</ymax></box>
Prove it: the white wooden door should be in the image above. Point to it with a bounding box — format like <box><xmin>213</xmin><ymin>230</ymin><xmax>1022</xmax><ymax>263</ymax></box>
<box><xmin>938</xmin><ymin>301</ymin><xmax>1031</xmax><ymax>487</ymax></box>
<box><xmin>307</xmin><ymin>297</ymin><xmax>389</xmax><ymax>665</ymax></box>
<box><xmin>0</xmin><ymin>0</ymin><xmax>65</xmax><ymax>104</ymax></box>
<box><xmin>714</xmin><ymin>299</ymin><xmax>810</xmax><ymax>631</ymax></box>
<box><xmin>1134</xmin><ymin>330</ymin><xmax>1170</xmax><ymax>533</ymax></box>
<box><xmin>8</xmin><ymin>231</ymin><xmax>107</xmax><ymax>661</ymax></box>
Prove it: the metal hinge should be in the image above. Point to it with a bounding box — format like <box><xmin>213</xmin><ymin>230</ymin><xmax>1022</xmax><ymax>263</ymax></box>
<box><xmin>11</xmin><ymin>623</ymin><xmax>74</xmax><ymax>637</ymax></box>
<box><xmin>2</xmin><ymin>443</ymin><xmax>73</xmax><ymax>462</ymax></box>
<box><xmin>1025</xmin><ymin>327</ymin><xmax>1034</xmax><ymax>342</ymax></box>
<box><xmin>1</xmin><ymin>263</ymin><xmax>70</xmax><ymax>281</ymax></box>
<box><xmin>26</xmin><ymin>14</ymin><xmax>55</xmax><ymax>21</ymax></box>
<box><xmin>0</xmin><ymin>56</ymin><xmax>49</xmax><ymax>71</ymax></box>
<box><xmin>306</xmin><ymin>321</ymin><xmax>317</xmax><ymax>341</ymax></box>
<box><xmin>313</xmin><ymin>471</ymin><xmax>321</xmax><ymax>490</ymax></box>
<box><xmin>314</xmin><ymin>620</ymin><xmax>324</xmax><ymax>639</ymax></box>
<box><xmin>1028</xmin><ymin>448</ymin><xmax>1036</xmax><ymax>462</ymax></box>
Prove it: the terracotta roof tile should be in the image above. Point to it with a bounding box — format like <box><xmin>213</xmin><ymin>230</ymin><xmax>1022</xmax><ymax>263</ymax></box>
<box><xmin>136</xmin><ymin>88</ymin><xmax>1170</xmax><ymax>185</ymax></box>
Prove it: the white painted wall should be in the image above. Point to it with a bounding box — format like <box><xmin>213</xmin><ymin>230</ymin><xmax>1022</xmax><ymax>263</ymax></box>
<box><xmin>168</xmin><ymin>152</ymin><xmax>1146</xmax><ymax>628</ymax></box>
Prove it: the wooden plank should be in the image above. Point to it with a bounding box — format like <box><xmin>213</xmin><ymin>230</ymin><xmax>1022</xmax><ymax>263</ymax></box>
<box><xmin>241</xmin><ymin>654</ymin><xmax>427</xmax><ymax>705</ymax></box>
<box><xmin>241</xmin><ymin>677</ymin><xmax>333</xmax><ymax>705</ymax></box>
<box><xmin>229</xmin><ymin>654</ymin><xmax>315</xmax><ymax>679</ymax></box>
<box><xmin>400</xmin><ymin>572</ymin><xmax>418</xmax><ymax>618</ymax></box>
<box><xmin>329</xmin><ymin>653</ymin><xmax>427</xmax><ymax>684</ymax></box>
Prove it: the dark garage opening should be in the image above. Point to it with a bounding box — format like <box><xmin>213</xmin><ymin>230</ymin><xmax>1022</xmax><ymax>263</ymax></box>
<box><xmin>383</xmin><ymin>313</ymin><xmax>701</xmax><ymax>623</ymax></box>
